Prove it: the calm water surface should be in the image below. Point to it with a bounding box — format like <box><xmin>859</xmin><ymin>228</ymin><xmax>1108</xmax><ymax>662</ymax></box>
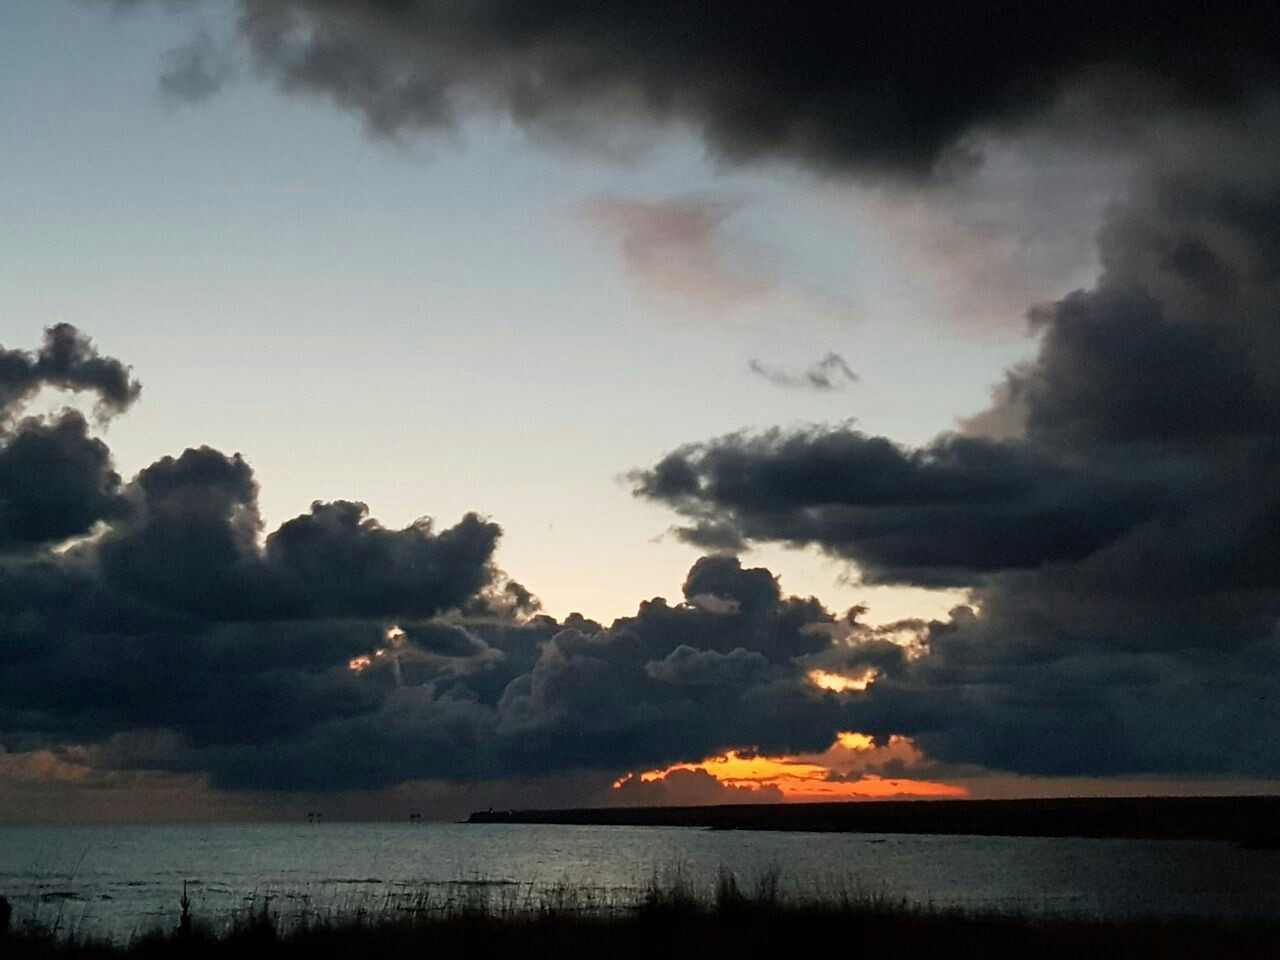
<box><xmin>1</xmin><ymin>823</ymin><xmax>1277</xmax><ymax>940</ymax></box>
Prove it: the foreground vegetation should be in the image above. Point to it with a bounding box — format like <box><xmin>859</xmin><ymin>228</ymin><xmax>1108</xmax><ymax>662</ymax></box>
<box><xmin>4</xmin><ymin>872</ymin><xmax>1279</xmax><ymax>960</ymax></box>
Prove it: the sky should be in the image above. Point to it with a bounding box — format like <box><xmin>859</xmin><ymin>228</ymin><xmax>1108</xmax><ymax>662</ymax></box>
<box><xmin>1</xmin><ymin>0</ymin><xmax>1279</xmax><ymax>821</ymax></box>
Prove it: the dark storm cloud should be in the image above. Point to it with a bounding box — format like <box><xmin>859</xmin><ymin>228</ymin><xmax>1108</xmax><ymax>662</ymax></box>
<box><xmin>636</xmin><ymin>428</ymin><xmax>1161</xmax><ymax>586</ymax></box>
<box><xmin>1002</xmin><ymin>287</ymin><xmax>1274</xmax><ymax>448</ymax></box>
<box><xmin>644</xmin><ymin>646</ymin><xmax>771</xmax><ymax>687</ymax></box>
<box><xmin>636</xmin><ymin>133</ymin><xmax>1280</xmax><ymax>777</ymax></box>
<box><xmin>845</xmin><ymin>587</ymin><xmax>1280</xmax><ymax>778</ymax></box>
<box><xmin>0</xmin><ymin>329</ymin><xmax>876</xmax><ymax>792</ymax></box>
<box><xmin>749</xmin><ymin>353</ymin><xmax>859</xmax><ymax>391</ymax></box>
<box><xmin>476</xmin><ymin>555</ymin><xmax>852</xmax><ymax>782</ymax></box>
<box><xmin>7</xmin><ymin>543</ymin><xmax>868</xmax><ymax>791</ymax></box>
<box><xmin>0</xmin><ymin>327</ymin><xmax>513</xmax><ymax>780</ymax></box>
<box><xmin>0</xmin><ymin>326</ymin><xmax>137</xmax><ymax>553</ymax></box>
<box><xmin>0</xmin><ymin>413</ymin><xmax>125</xmax><ymax>553</ymax></box>
<box><xmin>94</xmin><ymin>447</ymin><xmax>501</xmax><ymax>622</ymax></box>
<box><xmin>115</xmin><ymin>1</ymin><xmax>1280</xmax><ymax>177</ymax></box>
<box><xmin>267</xmin><ymin>502</ymin><xmax>501</xmax><ymax>619</ymax></box>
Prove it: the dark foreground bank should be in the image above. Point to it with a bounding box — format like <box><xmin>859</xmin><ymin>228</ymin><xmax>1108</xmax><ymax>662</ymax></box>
<box><xmin>4</xmin><ymin>879</ymin><xmax>1280</xmax><ymax>960</ymax></box>
<box><xmin>468</xmin><ymin>795</ymin><xmax>1280</xmax><ymax>843</ymax></box>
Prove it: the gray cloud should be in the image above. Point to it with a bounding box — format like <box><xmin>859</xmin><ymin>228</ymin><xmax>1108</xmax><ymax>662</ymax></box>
<box><xmin>109</xmin><ymin>2</ymin><xmax>1280</xmax><ymax>179</ymax></box>
<box><xmin>159</xmin><ymin>33</ymin><xmax>233</xmax><ymax>103</ymax></box>
<box><xmin>0</xmin><ymin>326</ymin><xmax>137</xmax><ymax>554</ymax></box>
<box><xmin>0</xmin><ymin>324</ymin><xmax>140</xmax><ymax>422</ymax></box>
<box><xmin>749</xmin><ymin>353</ymin><xmax>859</xmax><ymax>391</ymax></box>
<box><xmin>636</xmin><ymin>427</ymin><xmax>1161</xmax><ymax>587</ymax></box>
<box><xmin>0</xmin><ymin>412</ymin><xmax>125</xmax><ymax>554</ymax></box>
<box><xmin>0</xmin><ymin>333</ymin><xmax>878</xmax><ymax>793</ymax></box>
<box><xmin>636</xmin><ymin>126</ymin><xmax>1280</xmax><ymax>778</ymax></box>
<box><xmin>645</xmin><ymin>645</ymin><xmax>771</xmax><ymax>687</ymax></box>
<box><xmin>0</xmin><ymin>329</ymin><xmax>519</xmax><ymax>785</ymax></box>
<box><xmin>2</xmin><ymin>536</ymin><xmax>870</xmax><ymax>791</ymax></box>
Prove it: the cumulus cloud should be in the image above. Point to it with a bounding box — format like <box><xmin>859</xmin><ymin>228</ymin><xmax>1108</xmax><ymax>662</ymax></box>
<box><xmin>636</xmin><ymin>427</ymin><xmax>1160</xmax><ymax>587</ymax></box>
<box><xmin>0</xmin><ymin>344</ymin><xmax>886</xmax><ymax>796</ymax></box>
<box><xmin>0</xmin><ymin>326</ymin><xmax>139</xmax><ymax>554</ymax></box>
<box><xmin>645</xmin><ymin>645</ymin><xmax>771</xmax><ymax>687</ymax></box>
<box><xmin>636</xmin><ymin>125</ymin><xmax>1280</xmax><ymax>778</ymax></box>
<box><xmin>92</xmin><ymin>447</ymin><xmax>502</xmax><ymax>623</ymax></box>
<box><xmin>23</xmin><ymin>551</ymin><xmax>872</xmax><ymax>792</ymax></box>
<box><xmin>0</xmin><ymin>323</ymin><xmax>140</xmax><ymax>421</ymax></box>
<box><xmin>0</xmin><ymin>412</ymin><xmax>125</xmax><ymax>553</ymax></box>
<box><xmin>0</xmin><ymin>330</ymin><xmax>526</xmax><ymax>787</ymax></box>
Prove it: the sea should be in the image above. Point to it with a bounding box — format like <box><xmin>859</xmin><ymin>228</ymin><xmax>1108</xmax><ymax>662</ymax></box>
<box><xmin>1</xmin><ymin>822</ymin><xmax>1278</xmax><ymax>941</ymax></box>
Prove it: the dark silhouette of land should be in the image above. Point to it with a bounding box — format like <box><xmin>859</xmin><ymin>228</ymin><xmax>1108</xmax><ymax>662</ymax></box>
<box><xmin>467</xmin><ymin>795</ymin><xmax>1280</xmax><ymax>843</ymax></box>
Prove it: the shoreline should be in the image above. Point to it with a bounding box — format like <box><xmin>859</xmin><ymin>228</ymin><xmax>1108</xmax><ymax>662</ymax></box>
<box><xmin>466</xmin><ymin>795</ymin><xmax>1280</xmax><ymax>843</ymax></box>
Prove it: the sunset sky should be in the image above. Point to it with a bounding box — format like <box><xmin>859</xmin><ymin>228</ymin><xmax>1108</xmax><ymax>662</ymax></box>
<box><xmin>3</xmin><ymin>1</ymin><xmax>1280</xmax><ymax>821</ymax></box>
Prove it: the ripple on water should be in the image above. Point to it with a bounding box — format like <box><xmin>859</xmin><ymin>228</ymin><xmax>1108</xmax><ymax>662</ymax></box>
<box><xmin>39</xmin><ymin>891</ymin><xmax>84</xmax><ymax>903</ymax></box>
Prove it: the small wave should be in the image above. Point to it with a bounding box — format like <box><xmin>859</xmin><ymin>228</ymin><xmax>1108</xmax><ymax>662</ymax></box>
<box><xmin>385</xmin><ymin>878</ymin><xmax>520</xmax><ymax>890</ymax></box>
<box><xmin>40</xmin><ymin>891</ymin><xmax>84</xmax><ymax>903</ymax></box>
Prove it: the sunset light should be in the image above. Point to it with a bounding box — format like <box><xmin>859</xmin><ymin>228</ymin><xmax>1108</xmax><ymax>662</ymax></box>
<box><xmin>617</xmin><ymin>732</ymin><xmax>967</xmax><ymax>801</ymax></box>
<box><xmin>348</xmin><ymin>627</ymin><xmax>406</xmax><ymax>672</ymax></box>
<box><xmin>807</xmin><ymin>668</ymin><xmax>878</xmax><ymax>692</ymax></box>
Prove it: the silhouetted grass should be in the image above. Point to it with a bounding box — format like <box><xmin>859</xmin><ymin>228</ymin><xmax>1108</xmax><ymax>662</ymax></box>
<box><xmin>3</xmin><ymin>874</ymin><xmax>1279</xmax><ymax>959</ymax></box>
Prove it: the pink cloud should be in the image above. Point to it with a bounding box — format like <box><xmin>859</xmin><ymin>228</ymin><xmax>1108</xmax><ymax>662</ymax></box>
<box><xmin>582</xmin><ymin>195</ymin><xmax>774</xmax><ymax>309</ymax></box>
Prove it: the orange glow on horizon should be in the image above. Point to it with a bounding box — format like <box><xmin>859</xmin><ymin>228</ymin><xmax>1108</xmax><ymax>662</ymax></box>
<box><xmin>616</xmin><ymin>731</ymin><xmax>968</xmax><ymax>801</ymax></box>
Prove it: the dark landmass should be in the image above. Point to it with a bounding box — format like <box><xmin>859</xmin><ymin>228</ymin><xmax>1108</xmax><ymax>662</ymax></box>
<box><xmin>468</xmin><ymin>795</ymin><xmax>1280</xmax><ymax>843</ymax></box>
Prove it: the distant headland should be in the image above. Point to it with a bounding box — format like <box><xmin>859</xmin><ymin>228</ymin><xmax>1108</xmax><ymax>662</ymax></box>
<box><xmin>467</xmin><ymin>795</ymin><xmax>1280</xmax><ymax>844</ymax></box>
